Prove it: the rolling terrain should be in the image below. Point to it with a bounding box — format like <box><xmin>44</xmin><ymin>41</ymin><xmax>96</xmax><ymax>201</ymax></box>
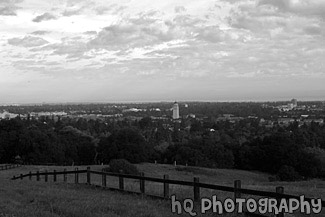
<box><xmin>1</xmin><ymin>163</ymin><xmax>324</xmax><ymax>217</ymax></box>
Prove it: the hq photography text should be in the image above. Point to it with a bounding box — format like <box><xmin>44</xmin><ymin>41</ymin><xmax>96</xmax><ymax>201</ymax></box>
<box><xmin>171</xmin><ymin>195</ymin><xmax>322</xmax><ymax>216</ymax></box>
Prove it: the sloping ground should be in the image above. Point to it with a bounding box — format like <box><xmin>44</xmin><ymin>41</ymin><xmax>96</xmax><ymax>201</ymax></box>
<box><xmin>137</xmin><ymin>163</ymin><xmax>271</xmax><ymax>184</ymax></box>
<box><xmin>2</xmin><ymin>163</ymin><xmax>325</xmax><ymax>217</ymax></box>
<box><xmin>137</xmin><ymin>163</ymin><xmax>325</xmax><ymax>199</ymax></box>
<box><xmin>137</xmin><ymin>163</ymin><xmax>325</xmax><ymax>217</ymax></box>
<box><xmin>0</xmin><ymin>165</ymin><xmax>240</xmax><ymax>217</ymax></box>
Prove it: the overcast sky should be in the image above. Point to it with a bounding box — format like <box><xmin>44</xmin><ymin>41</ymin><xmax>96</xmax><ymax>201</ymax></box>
<box><xmin>0</xmin><ymin>0</ymin><xmax>324</xmax><ymax>103</ymax></box>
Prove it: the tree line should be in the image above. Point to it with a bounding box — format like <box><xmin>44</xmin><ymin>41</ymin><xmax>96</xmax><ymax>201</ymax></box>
<box><xmin>1</xmin><ymin>115</ymin><xmax>325</xmax><ymax>181</ymax></box>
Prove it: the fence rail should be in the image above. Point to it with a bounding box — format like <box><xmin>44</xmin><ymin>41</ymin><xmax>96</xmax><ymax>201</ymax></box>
<box><xmin>0</xmin><ymin>164</ymin><xmax>21</xmax><ymax>171</ymax></box>
<box><xmin>12</xmin><ymin>167</ymin><xmax>325</xmax><ymax>217</ymax></box>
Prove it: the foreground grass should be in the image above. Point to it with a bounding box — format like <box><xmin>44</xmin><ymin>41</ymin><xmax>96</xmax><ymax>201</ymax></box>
<box><xmin>2</xmin><ymin>163</ymin><xmax>325</xmax><ymax>217</ymax></box>
<box><xmin>137</xmin><ymin>163</ymin><xmax>325</xmax><ymax>199</ymax></box>
<box><xmin>0</xmin><ymin>165</ymin><xmax>240</xmax><ymax>217</ymax></box>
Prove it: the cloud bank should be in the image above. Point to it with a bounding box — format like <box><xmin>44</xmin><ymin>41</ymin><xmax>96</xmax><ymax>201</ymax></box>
<box><xmin>0</xmin><ymin>0</ymin><xmax>324</xmax><ymax>103</ymax></box>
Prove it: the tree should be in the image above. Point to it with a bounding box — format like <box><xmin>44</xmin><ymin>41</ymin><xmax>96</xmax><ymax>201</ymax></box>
<box><xmin>98</xmin><ymin>127</ymin><xmax>152</xmax><ymax>163</ymax></box>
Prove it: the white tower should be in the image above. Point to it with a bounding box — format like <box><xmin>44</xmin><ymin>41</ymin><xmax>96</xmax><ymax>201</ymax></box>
<box><xmin>172</xmin><ymin>101</ymin><xmax>179</xmax><ymax>119</ymax></box>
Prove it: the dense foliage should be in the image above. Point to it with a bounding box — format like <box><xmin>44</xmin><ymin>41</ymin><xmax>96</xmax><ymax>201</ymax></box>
<box><xmin>108</xmin><ymin>159</ymin><xmax>139</xmax><ymax>175</ymax></box>
<box><xmin>1</xmin><ymin>102</ymin><xmax>325</xmax><ymax>181</ymax></box>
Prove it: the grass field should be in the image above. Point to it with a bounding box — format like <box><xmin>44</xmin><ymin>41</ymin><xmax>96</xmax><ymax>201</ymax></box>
<box><xmin>1</xmin><ymin>163</ymin><xmax>324</xmax><ymax>217</ymax></box>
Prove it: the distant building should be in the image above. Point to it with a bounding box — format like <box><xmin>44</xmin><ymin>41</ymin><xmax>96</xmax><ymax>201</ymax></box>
<box><xmin>291</xmin><ymin>98</ymin><xmax>298</xmax><ymax>107</ymax></box>
<box><xmin>223</xmin><ymin>114</ymin><xmax>234</xmax><ymax>119</ymax></box>
<box><xmin>0</xmin><ymin>111</ymin><xmax>18</xmax><ymax>119</ymax></box>
<box><xmin>302</xmin><ymin>119</ymin><xmax>324</xmax><ymax>126</ymax></box>
<box><xmin>277</xmin><ymin>118</ymin><xmax>295</xmax><ymax>127</ymax></box>
<box><xmin>172</xmin><ymin>101</ymin><xmax>179</xmax><ymax>119</ymax></box>
<box><xmin>287</xmin><ymin>103</ymin><xmax>294</xmax><ymax>110</ymax></box>
<box><xmin>188</xmin><ymin>113</ymin><xmax>196</xmax><ymax>118</ymax></box>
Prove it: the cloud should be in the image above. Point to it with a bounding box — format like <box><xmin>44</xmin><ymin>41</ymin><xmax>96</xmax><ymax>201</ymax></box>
<box><xmin>258</xmin><ymin>0</ymin><xmax>290</xmax><ymax>10</ymax></box>
<box><xmin>88</xmin><ymin>16</ymin><xmax>174</xmax><ymax>49</ymax></box>
<box><xmin>8</xmin><ymin>36</ymin><xmax>49</xmax><ymax>47</ymax></box>
<box><xmin>258</xmin><ymin>0</ymin><xmax>325</xmax><ymax>18</ymax></box>
<box><xmin>0</xmin><ymin>0</ymin><xmax>24</xmax><ymax>4</ymax></box>
<box><xmin>175</xmin><ymin>6</ymin><xmax>186</xmax><ymax>13</ymax></box>
<box><xmin>52</xmin><ymin>42</ymin><xmax>88</xmax><ymax>59</ymax></box>
<box><xmin>1</xmin><ymin>0</ymin><xmax>324</xmax><ymax>103</ymax></box>
<box><xmin>95</xmin><ymin>4</ymin><xmax>127</xmax><ymax>15</ymax></box>
<box><xmin>0</xmin><ymin>0</ymin><xmax>23</xmax><ymax>16</ymax></box>
<box><xmin>196</xmin><ymin>26</ymin><xmax>228</xmax><ymax>43</ymax></box>
<box><xmin>304</xmin><ymin>25</ymin><xmax>323</xmax><ymax>35</ymax></box>
<box><xmin>31</xmin><ymin>40</ymin><xmax>89</xmax><ymax>60</ymax></box>
<box><xmin>62</xmin><ymin>8</ymin><xmax>84</xmax><ymax>17</ymax></box>
<box><xmin>227</xmin><ymin>0</ymin><xmax>325</xmax><ymax>41</ymax></box>
<box><xmin>32</xmin><ymin>12</ymin><xmax>57</xmax><ymax>22</ymax></box>
<box><xmin>84</xmin><ymin>31</ymin><xmax>97</xmax><ymax>35</ymax></box>
<box><xmin>89</xmin><ymin>11</ymin><xmax>209</xmax><ymax>50</ymax></box>
<box><xmin>0</xmin><ymin>6</ymin><xmax>18</xmax><ymax>16</ymax></box>
<box><xmin>30</xmin><ymin>30</ymin><xmax>51</xmax><ymax>35</ymax></box>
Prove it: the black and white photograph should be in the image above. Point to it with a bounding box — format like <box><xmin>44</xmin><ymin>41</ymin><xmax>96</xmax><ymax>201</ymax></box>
<box><xmin>0</xmin><ymin>0</ymin><xmax>325</xmax><ymax>216</ymax></box>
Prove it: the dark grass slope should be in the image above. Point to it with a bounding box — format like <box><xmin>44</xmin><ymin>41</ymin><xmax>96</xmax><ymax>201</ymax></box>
<box><xmin>2</xmin><ymin>163</ymin><xmax>325</xmax><ymax>217</ymax></box>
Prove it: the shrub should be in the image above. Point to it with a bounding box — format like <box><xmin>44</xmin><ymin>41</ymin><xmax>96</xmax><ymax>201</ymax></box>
<box><xmin>109</xmin><ymin>159</ymin><xmax>139</xmax><ymax>175</ymax></box>
<box><xmin>296</xmin><ymin>151</ymin><xmax>322</xmax><ymax>178</ymax></box>
<box><xmin>276</xmin><ymin>165</ymin><xmax>301</xmax><ymax>181</ymax></box>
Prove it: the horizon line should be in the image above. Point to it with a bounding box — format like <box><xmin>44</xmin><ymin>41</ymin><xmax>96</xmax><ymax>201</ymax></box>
<box><xmin>1</xmin><ymin>99</ymin><xmax>325</xmax><ymax>106</ymax></box>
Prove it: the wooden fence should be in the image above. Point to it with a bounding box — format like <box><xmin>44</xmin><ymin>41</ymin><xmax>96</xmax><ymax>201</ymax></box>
<box><xmin>12</xmin><ymin>167</ymin><xmax>325</xmax><ymax>217</ymax></box>
<box><xmin>0</xmin><ymin>164</ymin><xmax>21</xmax><ymax>171</ymax></box>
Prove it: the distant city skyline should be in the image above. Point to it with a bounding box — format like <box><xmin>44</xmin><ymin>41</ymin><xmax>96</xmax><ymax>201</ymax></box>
<box><xmin>0</xmin><ymin>0</ymin><xmax>324</xmax><ymax>103</ymax></box>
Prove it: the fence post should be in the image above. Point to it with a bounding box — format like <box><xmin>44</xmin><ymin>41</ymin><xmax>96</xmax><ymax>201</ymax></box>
<box><xmin>193</xmin><ymin>177</ymin><xmax>200</xmax><ymax>202</ymax></box>
<box><xmin>63</xmin><ymin>169</ymin><xmax>67</xmax><ymax>182</ymax></box>
<box><xmin>234</xmin><ymin>180</ymin><xmax>241</xmax><ymax>199</ymax></box>
<box><xmin>29</xmin><ymin>171</ymin><xmax>32</xmax><ymax>180</ymax></box>
<box><xmin>87</xmin><ymin>167</ymin><xmax>91</xmax><ymax>185</ymax></box>
<box><xmin>140</xmin><ymin>172</ymin><xmax>145</xmax><ymax>194</ymax></box>
<box><xmin>163</xmin><ymin>174</ymin><xmax>169</xmax><ymax>199</ymax></box>
<box><xmin>37</xmin><ymin>171</ymin><xmax>40</xmax><ymax>181</ymax></box>
<box><xmin>276</xmin><ymin>186</ymin><xmax>284</xmax><ymax>217</ymax></box>
<box><xmin>45</xmin><ymin>170</ymin><xmax>48</xmax><ymax>182</ymax></box>
<box><xmin>102</xmin><ymin>169</ymin><xmax>106</xmax><ymax>187</ymax></box>
<box><xmin>53</xmin><ymin>170</ymin><xmax>57</xmax><ymax>182</ymax></box>
<box><xmin>75</xmin><ymin>168</ymin><xmax>79</xmax><ymax>184</ymax></box>
<box><xmin>119</xmin><ymin>170</ymin><xmax>124</xmax><ymax>190</ymax></box>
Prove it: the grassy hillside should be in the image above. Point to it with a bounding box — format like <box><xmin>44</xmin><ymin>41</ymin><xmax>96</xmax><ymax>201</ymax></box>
<box><xmin>137</xmin><ymin>163</ymin><xmax>325</xmax><ymax>199</ymax></box>
<box><xmin>1</xmin><ymin>163</ymin><xmax>324</xmax><ymax>217</ymax></box>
